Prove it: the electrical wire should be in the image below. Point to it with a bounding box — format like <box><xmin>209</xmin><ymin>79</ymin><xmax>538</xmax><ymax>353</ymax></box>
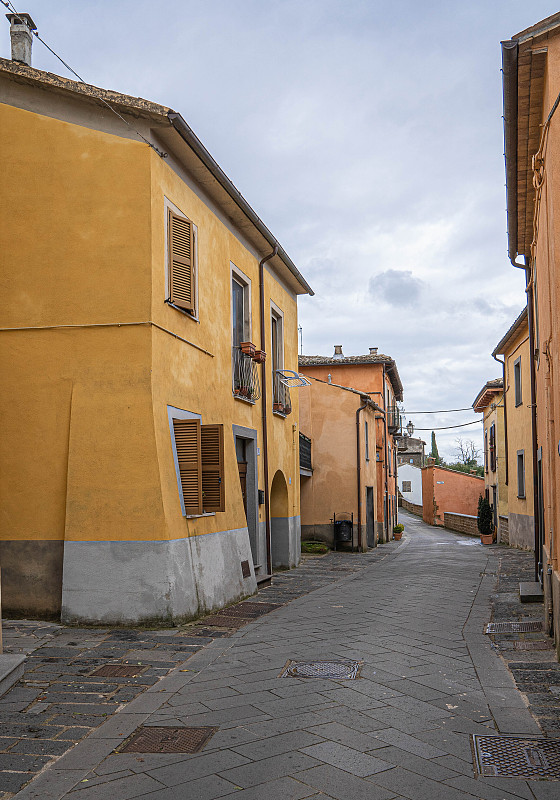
<box><xmin>413</xmin><ymin>420</ymin><xmax>482</xmax><ymax>431</ymax></box>
<box><xmin>403</xmin><ymin>407</ymin><xmax>474</xmax><ymax>414</ymax></box>
<box><xmin>2</xmin><ymin>1</ymin><xmax>167</xmax><ymax>158</ymax></box>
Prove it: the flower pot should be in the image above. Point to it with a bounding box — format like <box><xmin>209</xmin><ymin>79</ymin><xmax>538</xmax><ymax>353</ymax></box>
<box><xmin>240</xmin><ymin>341</ymin><xmax>256</xmax><ymax>357</ymax></box>
<box><xmin>480</xmin><ymin>533</ymin><xmax>493</xmax><ymax>545</ymax></box>
<box><xmin>393</xmin><ymin>531</ymin><xmax>403</xmax><ymax>541</ymax></box>
<box><xmin>273</xmin><ymin>402</ymin><xmax>284</xmax><ymax>413</ymax></box>
<box><xmin>253</xmin><ymin>350</ymin><xmax>267</xmax><ymax>364</ymax></box>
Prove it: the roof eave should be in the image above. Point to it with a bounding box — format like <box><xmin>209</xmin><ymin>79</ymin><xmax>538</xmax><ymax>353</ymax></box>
<box><xmin>502</xmin><ymin>39</ymin><xmax>520</xmax><ymax>264</ymax></box>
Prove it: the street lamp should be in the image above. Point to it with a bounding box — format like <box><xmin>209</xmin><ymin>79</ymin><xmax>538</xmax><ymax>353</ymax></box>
<box><xmin>406</xmin><ymin>420</ymin><xmax>414</xmax><ymax>437</ymax></box>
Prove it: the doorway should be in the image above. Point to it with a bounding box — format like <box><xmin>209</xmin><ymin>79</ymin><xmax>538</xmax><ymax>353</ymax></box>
<box><xmin>232</xmin><ymin>426</ymin><xmax>259</xmax><ymax>570</ymax></box>
<box><xmin>270</xmin><ymin>470</ymin><xmax>289</xmax><ymax>568</ymax></box>
<box><xmin>366</xmin><ymin>486</ymin><xmax>375</xmax><ymax>547</ymax></box>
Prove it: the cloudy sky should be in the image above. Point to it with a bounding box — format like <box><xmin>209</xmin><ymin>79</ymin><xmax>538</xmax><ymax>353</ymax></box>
<box><xmin>5</xmin><ymin>0</ymin><xmax>556</xmax><ymax>460</ymax></box>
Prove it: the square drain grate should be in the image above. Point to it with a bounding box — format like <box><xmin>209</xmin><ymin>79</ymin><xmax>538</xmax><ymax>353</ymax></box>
<box><xmin>119</xmin><ymin>726</ymin><xmax>217</xmax><ymax>754</ymax></box>
<box><xmin>471</xmin><ymin>735</ymin><xmax>560</xmax><ymax>779</ymax></box>
<box><xmin>485</xmin><ymin>621</ymin><xmax>543</xmax><ymax>634</ymax></box>
<box><xmin>280</xmin><ymin>660</ymin><xmax>362</xmax><ymax>679</ymax></box>
<box><xmin>90</xmin><ymin>664</ymin><xmax>148</xmax><ymax>678</ymax></box>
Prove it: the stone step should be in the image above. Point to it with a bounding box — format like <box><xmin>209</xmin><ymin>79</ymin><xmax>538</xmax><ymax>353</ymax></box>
<box><xmin>0</xmin><ymin>654</ymin><xmax>26</xmax><ymax>698</ymax></box>
<box><xmin>519</xmin><ymin>581</ymin><xmax>544</xmax><ymax>603</ymax></box>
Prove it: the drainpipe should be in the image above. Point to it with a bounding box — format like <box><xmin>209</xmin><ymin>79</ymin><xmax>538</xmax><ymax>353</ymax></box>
<box><xmin>382</xmin><ymin>365</ymin><xmax>390</xmax><ymax>540</ymax></box>
<box><xmin>259</xmin><ymin>246</ymin><xmax>278</xmax><ymax>576</ymax></box>
<box><xmin>511</xmin><ymin>257</ymin><xmax>541</xmax><ymax>583</ymax></box>
<box><xmin>356</xmin><ymin>399</ymin><xmax>367</xmax><ymax>551</ymax></box>
<box><xmin>492</xmin><ymin>353</ymin><xmax>508</xmax><ymax>487</ymax></box>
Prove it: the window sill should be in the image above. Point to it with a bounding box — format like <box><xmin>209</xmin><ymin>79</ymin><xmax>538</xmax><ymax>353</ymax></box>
<box><xmin>233</xmin><ymin>394</ymin><xmax>256</xmax><ymax>405</ymax></box>
<box><xmin>166</xmin><ymin>300</ymin><xmax>199</xmax><ymax>322</ymax></box>
<box><xmin>272</xmin><ymin>409</ymin><xmax>289</xmax><ymax>418</ymax></box>
<box><xmin>185</xmin><ymin>511</ymin><xmax>216</xmax><ymax>519</ymax></box>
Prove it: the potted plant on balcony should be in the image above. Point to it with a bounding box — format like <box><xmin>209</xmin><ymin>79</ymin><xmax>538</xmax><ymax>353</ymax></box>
<box><xmin>240</xmin><ymin>341</ymin><xmax>256</xmax><ymax>357</ymax></box>
<box><xmin>477</xmin><ymin>495</ymin><xmax>494</xmax><ymax>545</ymax></box>
<box><xmin>252</xmin><ymin>349</ymin><xmax>266</xmax><ymax>364</ymax></box>
<box><xmin>393</xmin><ymin>523</ymin><xmax>404</xmax><ymax>541</ymax></box>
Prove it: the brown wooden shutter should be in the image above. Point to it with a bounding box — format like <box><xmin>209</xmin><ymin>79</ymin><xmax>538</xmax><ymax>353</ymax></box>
<box><xmin>201</xmin><ymin>424</ymin><xmax>225</xmax><ymax>512</ymax></box>
<box><xmin>169</xmin><ymin>209</ymin><xmax>194</xmax><ymax>312</ymax></box>
<box><xmin>173</xmin><ymin>418</ymin><xmax>202</xmax><ymax>515</ymax></box>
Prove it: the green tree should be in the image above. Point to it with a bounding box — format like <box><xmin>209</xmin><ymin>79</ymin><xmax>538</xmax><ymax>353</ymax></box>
<box><xmin>430</xmin><ymin>431</ymin><xmax>441</xmax><ymax>465</ymax></box>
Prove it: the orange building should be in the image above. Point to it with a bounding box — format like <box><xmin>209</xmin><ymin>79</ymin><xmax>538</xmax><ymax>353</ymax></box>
<box><xmin>299</xmin><ymin>346</ymin><xmax>403</xmax><ymax>544</ymax></box>
<box><xmin>421</xmin><ymin>464</ymin><xmax>485</xmax><ymax>527</ymax></box>
<box><xmin>502</xmin><ymin>13</ymin><xmax>560</xmax><ymax>648</ymax></box>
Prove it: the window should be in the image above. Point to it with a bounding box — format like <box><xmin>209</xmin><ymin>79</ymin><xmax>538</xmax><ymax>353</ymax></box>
<box><xmin>409</xmin><ymin>458</ymin><xmax>413</xmax><ymax>464</ymax></box>
<box><xmin>402</xmin><ymin>480</ymin><xmax>412</xmax><ymax>492</ymax></box>
<box><xmin>365</xmin><ymin>421</ymin><xmax>369</xmax><ymax>461</ymax></box>
<box><xmin>489</xmin><ymin>423</ymin><xmax>496</xmax><ymax>472</ymax></box>
<box><xmin>172</xmin><ymin>417</ymin><xmax>225</xmax><ymax>515</ymax></box>
<box><xmin>484</xmin><ymin>430</ymin><xmax>488</xmax><ymax>473</ymax></box>
<box><xmin>514</xmin><ymin>357</ymin><xmax>522</xmax><ymax>407</ymax></box>
<box><xmin>517</xmin><ymin>450</ymin><xmax>525</xmax><ymax>498</ymax></box>
<box><xmin>167</xmin><ymin>206</ymin><xmax>196</xmax><ymax>315</ymax></box>
<box><xmin>271</xmin><ymin>304</ymin><xmax>291</xmax><ymax>415</ymax></box>
<box><xmin>232</xmin><ymin>271</ymin><xmax>251</xmax><ymax>348</ymax></box>
<box><xmin>232</xmin><ymin>268</ymin><xmax>259</xmax><ymax>402</ymax></box>
<box><xmin>388</xmin><ymin>444</ymin><xmax>392</xmax><ymax>475</ymax></box>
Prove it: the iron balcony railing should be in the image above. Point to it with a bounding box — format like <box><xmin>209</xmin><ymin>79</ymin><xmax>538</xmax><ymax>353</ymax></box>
<box><xmin>299</xmin><ymin>432</ymin><xmax>312</xmax><ymax>471</ymax></box>
<box><xmin>387</xmin><ymin>405</ymin><xmax>401</xmax><ymax>434</ymax></box>
<box><xmin>273</xmin><ymin>371</ymin><xmax>292</xmax><ymax>415</ymax></box>
<box><xmin>232</xmin><ymin>347</ymin><xmax>261</xmax><ymax>402</ymax></box>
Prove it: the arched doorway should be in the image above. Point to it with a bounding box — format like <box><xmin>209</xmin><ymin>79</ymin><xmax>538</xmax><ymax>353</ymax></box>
<box><xmin>270</xmin><ymin>470</ymin><xmax>290</xmax><ymax>568</ymax></box>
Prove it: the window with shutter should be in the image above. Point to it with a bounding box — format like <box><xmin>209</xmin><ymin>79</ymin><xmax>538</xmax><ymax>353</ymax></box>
<box><xmin>168</xmin><ymin>209</ymin><xmax>195</xmax><ymax>312</ymax></box>
<box><xmin>201</xmin><ymin>424</ymin><xmax>225</xmax><ymax>512</ymax></box>
<box><xmin>173</xmin><ymin>418</ymin><xmax>202</xmax><ymax>515</ymax></box>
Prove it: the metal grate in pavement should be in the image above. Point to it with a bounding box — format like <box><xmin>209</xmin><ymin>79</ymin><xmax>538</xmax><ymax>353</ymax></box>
<box><xmin>485</xmin><ymin>621</ymin><xmax>543</xmax><ymax>634</ymax></box>
<box><xmin>119</xmin><ymin>726</ymin><xmax>217</xmax><ymax>754</ymax></box>
<box><xmin>471</xmin><ymin>735</ymin><xmax>560</xmax><ymax>779</ymax></box>
<box><xmin>280</xmin><ymin>660</ymin><xmax>362</xmax><ymax>679</ymax></box>
<box><xmin>511</xmin><ymin>640</ymin><xmax>554</xmax><ymax>650</ymax></box>
<box><xmin>90</xmin><ymin>664</ymin><xmax>148</xmax><ymax>677</ymax></box>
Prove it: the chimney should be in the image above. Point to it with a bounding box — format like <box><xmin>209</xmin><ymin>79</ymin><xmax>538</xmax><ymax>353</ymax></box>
<box><xmin>6</xmin><ymin>13</ymin><xmax>37</xmax><ymax>66</ymax></box>
<box><xmin>369</xmin><ymin>347</ymin><xmax>378</xmax><ymax>355</ymax></box>
<box><xmin>333</xmin><ymin>345</ymin><xmax>344</xmax><ymax>359</ymax></box>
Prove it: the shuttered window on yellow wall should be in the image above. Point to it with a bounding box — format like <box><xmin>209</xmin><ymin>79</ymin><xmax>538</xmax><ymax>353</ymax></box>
<box><xmin>173</xmin><ymin>418</ymin><xmax>202</xmax><ymax>515</ymax></box>
<box><xmin>201</xmin><ymin>424</ymin><xmax>225</xmax><ymax>513</ymax></box>
<box><xmin>168</xmin><ymin>209</ymin><xmax>195</xmax><ymax>312</ymax></box>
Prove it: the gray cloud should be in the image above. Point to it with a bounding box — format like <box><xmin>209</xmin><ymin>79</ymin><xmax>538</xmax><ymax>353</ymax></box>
<box><xmin>369</xmin><ymin>269</ymin><xmax>424</xmax><ymax>307</ymax></box>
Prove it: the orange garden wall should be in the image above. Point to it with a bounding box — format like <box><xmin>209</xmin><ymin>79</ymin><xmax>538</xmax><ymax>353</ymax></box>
<box><xmin>422</xmin><ymin>466</ymin><xmax>484</xmax><ymax>526</ymax></box>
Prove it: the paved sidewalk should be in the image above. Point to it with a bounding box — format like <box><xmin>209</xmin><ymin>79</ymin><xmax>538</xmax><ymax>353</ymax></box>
<box><xmin>9</xmin><ymin>512</ymin><xmax>560</xmax><ymax>799</ymax></box>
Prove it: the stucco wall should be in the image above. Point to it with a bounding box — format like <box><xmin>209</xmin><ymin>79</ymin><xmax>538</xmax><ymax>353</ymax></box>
<box><xmin>422</xmin><ymin>466</ymin><xmax>484</xmax><ymax>526</ymax></box>
<box><xmin>398</xmin><ymin>463</ymin><xmax>422</xmax><ymax>506</ymax></box>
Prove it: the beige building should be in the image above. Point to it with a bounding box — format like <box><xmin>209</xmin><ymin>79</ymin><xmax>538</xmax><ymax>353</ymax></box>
<box><xmin>493</xmin><ymin>308</ymin><xmax>534</xmax><ymax>550</ymax></box>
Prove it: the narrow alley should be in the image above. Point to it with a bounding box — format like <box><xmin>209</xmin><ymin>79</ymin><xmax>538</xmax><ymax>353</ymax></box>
<box><xmin>9</xmin><ymin>513</ymin><xmax>559</xmax><ymax>800</ymax></box>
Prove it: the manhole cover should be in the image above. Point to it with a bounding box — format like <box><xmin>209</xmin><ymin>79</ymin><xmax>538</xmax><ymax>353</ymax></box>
<box><xmin>485</xmin><ymin>621</ymin><xmax>543</xmax><ymax>634</ymax></box>
<box><xmin>218</xmin><ymin>602</ymin><xmax>281</xmax><ymax>619</ymax></box>
<box><xmin>119</xmin><ymin>726</ymin><xmax>217</xmax><ymax>754</ymax></box>
<box><xmin>90</xmin><ymin>664</ymin><xmax>148</xmax><ymax>677</ymax></box>
<box><xmin>471</xmin><ymin>735</ymin><xmax>560</xmax><ymax>779</ymax></box>
<box><xmin>280</xmin><ymin>660</ymin><xmax>361</xmax><ymax>679</ymax></box>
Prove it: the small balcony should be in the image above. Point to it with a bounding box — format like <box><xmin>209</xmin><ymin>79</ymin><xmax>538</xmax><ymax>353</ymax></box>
<box><xmin>387</xmin><ymin>405</ymin><xmax>401</xmax><ymax>434</ymax></box>
<box><xmin>273</xmin><ymin>371</ymin><xmax>292</xmax><ymax>416</ymax></box>
<box><xmin>233</xmin><ymin>347</ymin><xmax>261</xmax><ymax>402</ymax></box>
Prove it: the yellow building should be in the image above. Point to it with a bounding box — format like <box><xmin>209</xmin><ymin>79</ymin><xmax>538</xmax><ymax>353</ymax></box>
<box><xmin>0</xmin><ymin>45</ymin><xmax>312</xmax><ymax>623</ymax></box>
<box><xmin>473</xmin><ymin>379</ymin><xmax>507</xmax><ymax>540</ymax></box>
<box><xmin>493</xmin><ymin>308</ymin><xmax>534</xmax><ymax>550</ymax></box>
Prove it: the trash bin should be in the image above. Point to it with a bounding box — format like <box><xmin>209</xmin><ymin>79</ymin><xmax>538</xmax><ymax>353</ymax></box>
<box><xmin>333</xmin><ymin>512</ymin><xmax>354</xmax><ymax>552</ymax></box>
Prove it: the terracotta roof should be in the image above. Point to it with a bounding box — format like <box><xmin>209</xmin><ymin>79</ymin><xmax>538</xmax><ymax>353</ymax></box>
<box><xmin>492</xmin><ymin>307</ymin><xmax>528</xmax><ymax>356</ymax></box>
<box><xmin>472</xmin><ymin>378</ymin><xmax>504</xmax><ymax>412</ymax></box>
<box><xmin>299</xmin><ymin>353</ymin><xmax>403</xmax><ymax>401</ymax></box>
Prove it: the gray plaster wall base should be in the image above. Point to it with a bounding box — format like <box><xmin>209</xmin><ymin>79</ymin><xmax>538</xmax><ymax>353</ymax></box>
<box><xmin>0</xmin><ymin>654</ymin><xmax>25</xmax><ymax>697</ymax></box>
<box><xmin>61</xmin><ymin>528</ymin><xmax>257</xmax><ymax>625</ymax></box>
<box><xmin>508</xmin><ymin>512</ymin><xmax>534</xmax><ymax>551</ymax></box>
<box><xmin>271</xmin><ymin>515</ymin><xmax>300</xmax><ymax>569</ymax></box>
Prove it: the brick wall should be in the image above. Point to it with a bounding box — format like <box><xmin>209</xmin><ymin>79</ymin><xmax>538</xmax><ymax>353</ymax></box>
<box><xmin>444</xmin><ymin>512</ymin><xmax>478</xmax><ymax>537</ymax></box>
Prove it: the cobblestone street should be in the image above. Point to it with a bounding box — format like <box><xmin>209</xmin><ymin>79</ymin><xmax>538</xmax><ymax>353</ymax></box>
<box><xmin>3</xmin><ymin>512</ymin><xmax>560</xmax><ymax>799</ymax></box>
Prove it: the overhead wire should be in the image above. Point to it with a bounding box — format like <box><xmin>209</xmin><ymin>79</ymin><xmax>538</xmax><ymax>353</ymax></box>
<box><xmin>412</xmin><ymin>420</ymin><xmax>482</xmax><ymax>431</ymax></box>
<box><xmin>403</xmin><ymin>407</ymin><xmax>474</xmax><ymax>414</ymax></box>
<box><xmin>1</xmin><ymin>1</ymin><xmax>167</xmax><ymax>158</ymax></box>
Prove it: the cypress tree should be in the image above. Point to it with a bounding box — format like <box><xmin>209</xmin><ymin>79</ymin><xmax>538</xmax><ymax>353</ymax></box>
<box><xmin>430</xmin><ymin>431</ymin><xmax>441</xmax><ymax>465</ymax></box>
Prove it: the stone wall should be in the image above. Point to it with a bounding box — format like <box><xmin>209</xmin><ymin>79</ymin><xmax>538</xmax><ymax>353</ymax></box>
<box><xmin>499</xmin><ymin>515</ymin><xmax>509</xmax><ymax>545</ymax></box>
<box><xmin>400</xmin><ymin>497</ymin><xmax>423</xmax><ymax>517</ymax></box>
<box><xmin>443</xmin><ymin>512</ymin><xmax>478</xmax><ymax>537</ymax></box>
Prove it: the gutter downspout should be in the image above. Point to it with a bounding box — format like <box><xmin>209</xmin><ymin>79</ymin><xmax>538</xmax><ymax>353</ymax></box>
<box><xmin>259</xmin><ymin>246</ymin><xmax>278</xmax><ymax>576</ymax></box>
<box><xmin>382</xmin><ymin>365</ymin><xmax>390</xmax><ymax>541</ymax></box>
<box><xmin>492</xmin><ymin>353</ymin><xmax>508</xmax><ymax>487</ymax></box>
<box><xmin>356</xmin><ymin>399</ymin><xmax>367</xmax><ymax>552</ymax></box>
